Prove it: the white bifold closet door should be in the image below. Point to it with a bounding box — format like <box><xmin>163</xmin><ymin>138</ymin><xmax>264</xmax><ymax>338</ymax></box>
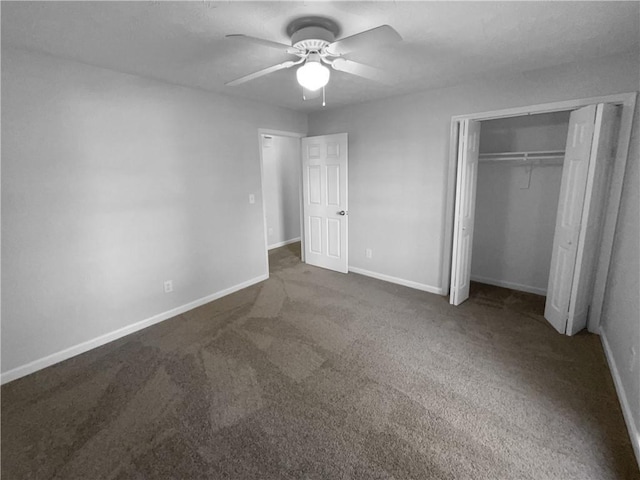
<box><xmin>301</xmin><ymin>133</ymin><xmax>349</xmax><ymax>273</ymax></box>
<box><xmin>450</xmin><ymin>119</ymin><xmax>481</xmax><ymax>306</ymax></box>
<box><xmin>544</xmin><ymin>103</ymin><xmax>620</xmax><ymax>334</ymax></box>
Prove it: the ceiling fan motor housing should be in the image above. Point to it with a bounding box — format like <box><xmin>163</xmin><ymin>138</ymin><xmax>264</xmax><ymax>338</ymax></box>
<box><xmin>291</xmin><ymin>26</ymin><xmax>335</xmax><ymax>52</ymax></box>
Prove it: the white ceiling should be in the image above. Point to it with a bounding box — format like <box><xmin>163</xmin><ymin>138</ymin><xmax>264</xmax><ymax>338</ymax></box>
<box><xmin>2</xmin><ymin>1</ymin><xmax>638</xmax><ymax>112</ymax></box>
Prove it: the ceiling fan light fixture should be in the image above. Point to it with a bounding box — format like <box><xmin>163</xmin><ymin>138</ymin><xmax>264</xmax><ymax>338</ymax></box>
<box><xmin>296</xmin><ymin>56</ymin><xmax>330</xmax><ymax>91</ymax></box>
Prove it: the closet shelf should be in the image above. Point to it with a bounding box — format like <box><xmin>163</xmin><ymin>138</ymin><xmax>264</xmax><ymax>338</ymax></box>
<box><xmin>479</xmin><ymin>150</ymin><xmax>565</xmax><ymax>164</ymax></box>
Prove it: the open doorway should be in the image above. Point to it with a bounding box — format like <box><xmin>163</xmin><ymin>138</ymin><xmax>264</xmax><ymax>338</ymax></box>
<box><xmin>258</xmin><ymin>130</ymin><xmax>350</xmax><ymax>276</ymax></box>
<box><xmin>444</xmin><ymin>93</ymin><xmax>636</xmax><ymax>336</ymax></box>
<box><xmin>258</xmin><ymin>129</ymin><xmax>304</xmax><ymax>272</ymax></box>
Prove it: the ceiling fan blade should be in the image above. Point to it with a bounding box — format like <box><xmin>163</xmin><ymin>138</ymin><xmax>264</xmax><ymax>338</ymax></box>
<box><xmin>226</xmin><ymin>60</ymin><xmax>297</xmax><ymax>86</ymax></box>
<box><xmin>226</xmin><ymin>34</ymin><xmax>301</xmax><ymax>55</ymax></box>
<box><xmin>325</xmin><ymin>25</ymin><xmax>401</xmax><ymax>56</ymax></box>
<box><xmin>302</xmin><ymin>87</ymin><xmax>322</xmax><ymax>100</ymax></box>
<box><xmin>331</xmin><ymin>58</ymin><xmax>395</xmax><ymax>85</ymax></box>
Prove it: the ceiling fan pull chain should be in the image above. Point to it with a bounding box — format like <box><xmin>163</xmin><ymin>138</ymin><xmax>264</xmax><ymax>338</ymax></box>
<box><xmin>322</xmin><ymin>86</ymin><xmax>326</xmax><ymax>107</ymax></box>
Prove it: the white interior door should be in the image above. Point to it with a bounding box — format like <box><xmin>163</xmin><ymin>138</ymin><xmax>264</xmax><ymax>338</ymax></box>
<box><xmin>450</xmin><ymin>120</ymin><xmax>481</xmax><ymax>305</ymax></box>
<box><xmin>565</xmin><ymin>104</ymin><xmax>620</xmax><ymax>335</ymax></box>
<box><xmin>544</xmin><ymin>105</ymin><xmax>597</xmax><ymax>333</ymax></box>
<box><xmin>302</xmin><ymin>133</ymin><xmax>348</xmax><ymax>273</ymax></box>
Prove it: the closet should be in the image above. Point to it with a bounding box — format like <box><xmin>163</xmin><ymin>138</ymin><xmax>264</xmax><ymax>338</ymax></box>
<box><xmin>471</xmin><ymin>112</ymin><xmax>570</xmax><ymax>296</ymax></box>
<box><xmin>450</xmin><ymin>101</ymin><xmax>624</xmax><ymax>336</ymax></box>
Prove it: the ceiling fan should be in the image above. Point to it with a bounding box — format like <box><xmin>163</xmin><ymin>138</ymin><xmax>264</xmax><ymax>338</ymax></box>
<box><xmin>225</xmin><ymin>17</ymin><xmax>402</xmax><ymax>102</ymax></box>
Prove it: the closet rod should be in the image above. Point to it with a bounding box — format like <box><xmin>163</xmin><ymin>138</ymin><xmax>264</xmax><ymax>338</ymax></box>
<box><xmin>479</xmin><ymin>150</ymin><xmax>565</xmax><ymax>163</ymax></box>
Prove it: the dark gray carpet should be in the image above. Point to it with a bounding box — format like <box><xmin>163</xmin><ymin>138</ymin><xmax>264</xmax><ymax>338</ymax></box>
<box><xmin>2</xmin><ymin>243</ymin><xmax>638</xmax><ymax>479</ymax></box>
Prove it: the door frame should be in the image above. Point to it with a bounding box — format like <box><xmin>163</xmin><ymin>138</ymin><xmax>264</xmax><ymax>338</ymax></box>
<box><xmin>442</xmin><ymin>92</ymin><xmax>636</xmax><ymax>333</ymax></box>
<box><xmin>257</xmin><ymin>128</ymin><xmax>306</xmax><ymax>275</ymax></box>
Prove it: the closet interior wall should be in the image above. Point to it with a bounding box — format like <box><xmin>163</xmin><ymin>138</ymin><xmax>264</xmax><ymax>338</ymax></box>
<box><xmin>471</xmin><ymin>112</ymin><xmax>571</xmax><ymax>295</ymax></box>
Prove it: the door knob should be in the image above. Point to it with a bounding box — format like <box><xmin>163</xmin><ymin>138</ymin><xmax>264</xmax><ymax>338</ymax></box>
<box><xmin>337</xmin><ymin>210</ymin><xmax>347</xmax><ymax>216</ymax></box>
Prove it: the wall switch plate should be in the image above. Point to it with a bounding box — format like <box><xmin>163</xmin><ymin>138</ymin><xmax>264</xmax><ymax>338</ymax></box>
<box><xmin>249</xmin><ymin>194</ymin><xmax>255</xmax><ymax>204</ymax></box>
<box><xmin>164</xmin><ymin>280</ymin><xmax>173</xmax><ymax>293</ymax></box>
<box><xmin>365</xmin><ymin>248</ymin><xmax>373</xmax><ymax>259</ymax></box>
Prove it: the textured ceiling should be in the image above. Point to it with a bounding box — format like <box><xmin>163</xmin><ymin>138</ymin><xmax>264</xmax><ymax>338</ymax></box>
<box><xmin>2</xmin><ymin>1</ymin><xmax>638</xmax><ymax>112</ymax></box>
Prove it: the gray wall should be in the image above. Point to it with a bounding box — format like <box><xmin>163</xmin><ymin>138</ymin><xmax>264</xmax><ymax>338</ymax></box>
<box><xmin>308</xmin><ymin>51</ymin><xmax>639</xmax><ymax>448</ymax></box>
<box><xmin>262</xmin><ymin>135</ymin><xmax>301</xmax><ymax>249</ymax></box>
<box><xmin>308</xmin><ymin>51</ymin><xmax>637</xmax><ymax>292</ymax></box>
<box><xmin>600</xmin><ymin>104</ymin><xmax>640</xmax><ymax>453</ymax></box>
<box><xmin>471</xmin><ymin>112</ymin><xmax>569</xmax><ymax>294</ymax></box>
<box><xmin>1</xmin><ymin>48</ymin><xmax>307</xmax><ymax>375</ymax></box>
<box><xmin>478</xmin><ymin>112</ymin><xmax>571</xmax><ymax>153</ymax></box>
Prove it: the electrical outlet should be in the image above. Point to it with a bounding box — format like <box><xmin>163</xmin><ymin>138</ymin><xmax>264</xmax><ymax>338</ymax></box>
<box><xmin>249</xmin><ymin>194</ymin><xmax>255</xmax><ymax>204</ymax></box>
<box><xmin>268</xmin><ymin>227</ymin><xmax>274</xmax><ymax>236</ymax></box>
<box><xmin>630</xmin><ymin>347</ymin><xmax>637</xmax><ymax>372</ymax></box>
<box><xmin>164</xmin><ymin>280</ymin><xmax>173</xmax><ymax>293</ymax></box>
<box><xmin>365</xmin><ymin>248</ymin><xmax>373</xmax><ymax>259</ymax></box>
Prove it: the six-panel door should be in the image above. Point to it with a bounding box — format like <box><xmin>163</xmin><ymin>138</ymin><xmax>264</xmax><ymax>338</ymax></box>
<box><xmin>544</xmin><ymin>105</ymin><xmax>597</xmax><ymax>333</ymax></box>
<box><xmin>450</xmin><ymin>120</ymin><xmax>481</xmax><ymax>306</ymax></box>
<box><xmin>302</xmin><ymin>133</ymin><xmax>348</xmax><ymax>273</ymax></box>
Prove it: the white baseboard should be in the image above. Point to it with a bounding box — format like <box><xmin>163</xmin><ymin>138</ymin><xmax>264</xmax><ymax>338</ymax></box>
<box><xmin>268</xmin><ymin>237</ymin><xmax>301</xmax><ymax>250</ymax></box>
<box><xmin>1</xmin><ymin>274</ymin><xmax>269</xmax><ymax>385</ymax></box>
<box><xmin>348</xmin><ymin>266</ymin><xmax>444</xmax><ymax>295</ymax></box>
<box><xmin>601</xmin><ymin>331</ymin><xmax>640</xmax><ymax>467</ymax></box>
<box><xmin>470</xmin><ymin>274</ymin><xmax>547</xmax><ymax>296</ymax></box>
